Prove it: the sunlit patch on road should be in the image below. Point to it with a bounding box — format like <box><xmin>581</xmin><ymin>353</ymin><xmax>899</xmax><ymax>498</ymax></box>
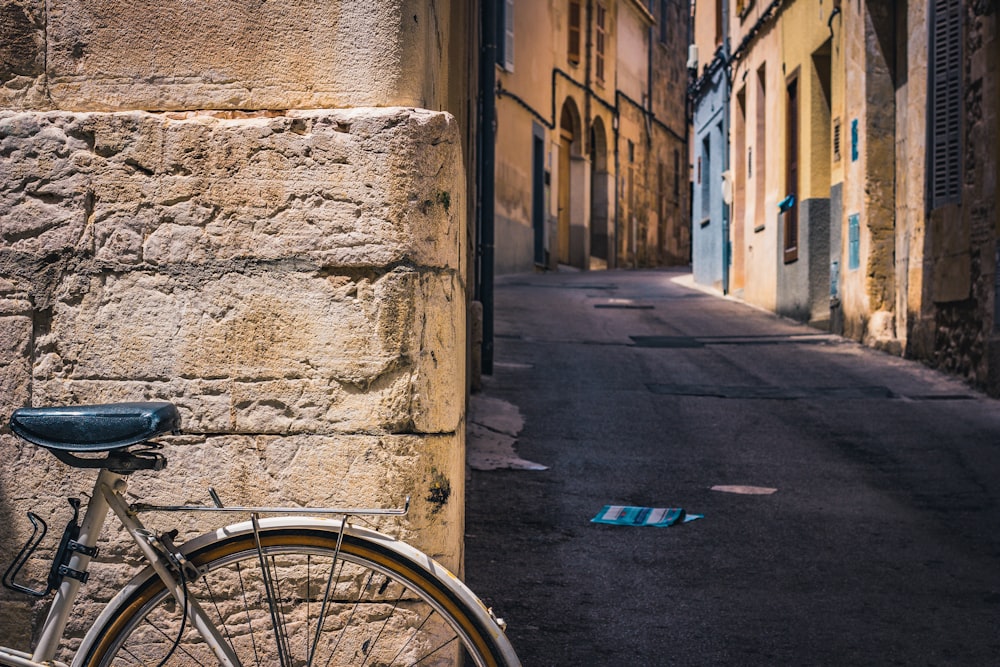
<box><xmin>711</xmin><ymin>485</ymin><xmax>778</xmax><ymax>495</ymax></box>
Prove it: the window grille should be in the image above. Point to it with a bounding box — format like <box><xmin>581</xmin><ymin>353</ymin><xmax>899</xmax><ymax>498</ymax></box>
<box><xmin>833</xmin><ymin>117</ymin><xmax>841</xmax><ymax>162</ymax></box>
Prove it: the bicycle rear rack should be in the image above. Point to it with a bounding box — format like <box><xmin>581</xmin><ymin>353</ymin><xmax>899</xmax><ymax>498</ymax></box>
<box><xmin>129</xmin><ymin>487</ymin><xmax>411</xmax><ymax>517</ymax></box>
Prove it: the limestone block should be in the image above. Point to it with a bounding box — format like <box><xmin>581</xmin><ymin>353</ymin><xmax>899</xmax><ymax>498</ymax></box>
<box><xmin>0</xmin><ymin>0</ymin><xmax>47</xmax><ymax>109</ymax></box>
<box><xmin>0</xmin><ymin>108</ymin><xmax>464</xmax><ymax>270</ymax></box>
<box><xmin>42</xmin><ymin>1</ymin><xmax>444</xmax><ymax>111</ymax></box>
<box><xmin>0</xmin><ymin>298</ymin><xmax>32</xmax><ymax>412</ymax></box>
<box><xmin>29</xmin><ymin>268</ymin><xmax>463</xmax><ymax>434</ymax></box>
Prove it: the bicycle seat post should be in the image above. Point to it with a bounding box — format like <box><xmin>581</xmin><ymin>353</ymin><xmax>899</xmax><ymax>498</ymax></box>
<box><xmin>31</xmin><ymin>468</ymin><xmax>125</xmax><ymax>664</ymax></box>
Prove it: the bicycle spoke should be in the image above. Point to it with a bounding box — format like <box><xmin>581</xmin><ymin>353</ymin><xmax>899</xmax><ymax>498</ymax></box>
<box><xmin>389</xmin><ymin>606</ymin><xmax>432</xmax><ymax>665</ymax></box>
<box><xmin>250</xmin><ymin>515</ymin><xmax>293</xmax><ymax>667</ymax></box>
<box><xmin>82</xmin><ymin>528</ymin><xmax>513</xmax><ymax>667</ymax></box>
<box><xmin>324</xmin><ymin>569</ymin><xmax>377</xmax><ymax>666</ymax></box>
<box><xmin>137</xmin><ymin>614</ymin><xmax>205</xmax><ymax>664</ymax></box>
<box><xmin>236</xmin><ymin>561</ymin><xmax>263</xmax><ymax>666</ymax></box>
<box><xmin>359</xmin><ymin>582</ymin><xmax>405</xmax><ymax>667</ymax></box>
<box><xmin>204</xmin><ymin>577</ymin><xmax>239</xmax><ymax>660</ymax></box>
<box><xmin>409</xmin><ymin>635</ymin><xmax>460</xmax><ymax>666</ymax></box>
<box><xmin>308</xmin><ymin>555</ymin><xmax>346</xmax><ymax>667</ymax></box>
<box><xmin>269</xmin><ymin>555</ymin><xmax>294</xmax><ymax>663</ymax></box>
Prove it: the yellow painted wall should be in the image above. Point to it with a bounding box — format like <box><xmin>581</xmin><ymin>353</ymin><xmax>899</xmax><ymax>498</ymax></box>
<box><xmin>778</xmin><ymin>1</ymin><xmax>835</xmax><ymax>202</ymax></box>
<box><xmin>495</xmin><ymin>0</ymin><xmax>687</xmax><ymax>272</ymax></box>
<box><xmin>495</xmin><ymin>0</ymin><xmax>560</xmax><ymax>273</ymax></box>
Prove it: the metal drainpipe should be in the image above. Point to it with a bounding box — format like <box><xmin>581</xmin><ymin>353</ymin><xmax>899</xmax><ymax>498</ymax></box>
<box><xmin>721</xmin><ymin>0</ymin><xmax>731</xmax><ymax>296</ymax></box>
<box><xmin>647</xmin><ymin>20</ymin><xmax>655</xmax><ymax>264</ymax></box>
<box><xmin>585</xmin><ymin>0</ymin><xmax>593</xmax><ymax>153</ymax></box>
<box><xmin>478</xmin><ymin>0</ymin><xmax>497</xmax><ymax>374</ymax></box>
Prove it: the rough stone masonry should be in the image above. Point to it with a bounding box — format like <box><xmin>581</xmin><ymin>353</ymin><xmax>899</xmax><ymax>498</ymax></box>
<box><xmin>0</xmin><ymin>0</ymin><xmax>469</xmax><ymax>647</ymax></box>
<box><xmin>0</xmin><ymin>106</ymin><xmax>468</xmax><ymax>646</ymax></box>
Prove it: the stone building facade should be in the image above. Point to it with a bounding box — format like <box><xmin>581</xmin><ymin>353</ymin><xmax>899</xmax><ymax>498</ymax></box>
<box><xmin>493</xmin><ymin>0</ymin><xmax>689</xmax><ymax>274</ymax></box>
<box><xmin>691</xmin><ymin>0</ymin><xmax>1000</xmax><ymax>394</ymax></box>
<box><xmin>0</xmin><ymin>0</ymin><xmax>476</xmax><ymax>648</ymax></box>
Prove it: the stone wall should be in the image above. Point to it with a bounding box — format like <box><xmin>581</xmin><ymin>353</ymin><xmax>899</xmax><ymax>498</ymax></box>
<box><xmin>0</xmin><ymin>105</ymin><xmax>467</xmax><ymax>648</ymax></box>
<box><xmin>0</xmin><ymin>0</ymin><xmax>470</xmax><ymax>650</ymax></box>
<box><xmin>1</xmin><ymin>0</ymin><xmax>456</xmax><ymax>112</ymax></box>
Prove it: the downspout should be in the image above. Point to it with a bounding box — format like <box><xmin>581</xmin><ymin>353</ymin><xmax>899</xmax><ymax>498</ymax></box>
<box><xmin>584</xmin><ymin>0</ymin><xmax>593</xmax><ymax>267</ymax></box>
<box><xmin>478</xmin><ymin>0</ymin><xmax>497</xmax><ymax>374</ymax></box>
<box><xmin>648</xmin><ymin>19</ymin><xmax>655</xmax><ymax>263</ymax></box>
<box><xmin>585</xmin><ymin>0</ymin><xmax>593</xmax><ymax>152</ymax></box>
<box><xmin>687</xmin><ymin>0</ymin><xmax>696</xmax><ymax>265</ymax></box>
<box><xmin>721</xmin><ymin>0</ymin><xmax>731</xmax><ymax>295</ymax></box>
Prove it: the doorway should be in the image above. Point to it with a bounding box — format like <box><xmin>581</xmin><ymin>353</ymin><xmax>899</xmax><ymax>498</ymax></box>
<box><xmin>589</xmin><ymin>117</ymin><xmax>610</xmax><ymax>266</ymax></box>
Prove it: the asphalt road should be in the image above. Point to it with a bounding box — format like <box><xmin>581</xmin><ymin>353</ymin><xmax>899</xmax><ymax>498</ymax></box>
<box><xmin>464</xmin><ymin>268</ymin><xmax>1000</xmax><ymax>666</ymax></box>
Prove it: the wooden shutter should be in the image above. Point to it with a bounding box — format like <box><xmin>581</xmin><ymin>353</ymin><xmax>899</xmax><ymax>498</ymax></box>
<box><xmin>929</xmin><ymin>0</ymin><xmax>961</xmax><ymax>208</ymax></box>
<box><xmin>595</xmin><ymin>4</ymin><xmax>607</xmax><ymax>84</ymax></box>
<box><xmin>569</xmin><ymin>1</ymin><xmax>581</xmax><ymax>65</ymax></box>
<box><xmin>784</xmin><ymin>77</ymin><xmax>799</xmax><ymax>263</ymax></box>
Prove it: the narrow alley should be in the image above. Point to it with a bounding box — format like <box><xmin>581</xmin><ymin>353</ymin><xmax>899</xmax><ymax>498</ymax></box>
<box><xmin>465</xmin><ymin>269</ymin><xmax>1000</xmax><ymax>666</ymax></box>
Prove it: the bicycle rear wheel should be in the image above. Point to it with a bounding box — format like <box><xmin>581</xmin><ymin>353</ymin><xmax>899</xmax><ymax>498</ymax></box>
<box><xmin>76</xmin><ymin>520</ymin><xmax>518</xmax><ymax>667</ymax></box>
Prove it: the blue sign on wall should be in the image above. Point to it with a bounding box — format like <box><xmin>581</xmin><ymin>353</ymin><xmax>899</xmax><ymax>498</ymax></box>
<box><xmin>848</xmin><ymin>214</ymin><xmax>860</xmax><ymax>270</ymax></box>
<box><xmin>851</xmin><ymin>119</ymin><xmax>859</xmax><ymax>162</ymax></box>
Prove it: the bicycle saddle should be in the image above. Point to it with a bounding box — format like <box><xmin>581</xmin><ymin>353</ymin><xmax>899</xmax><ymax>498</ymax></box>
<box><xmin>9</xmin><ymin>402</ymin><xmax>181</xmax><ymax>452</ymax></box>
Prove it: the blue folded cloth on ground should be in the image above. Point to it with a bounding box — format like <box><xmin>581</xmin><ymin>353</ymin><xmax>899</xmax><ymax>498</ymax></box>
<box><xmin>591</xmin><ymin>505</ymin><xmax>703</xmax><ymax>527</ymax></box>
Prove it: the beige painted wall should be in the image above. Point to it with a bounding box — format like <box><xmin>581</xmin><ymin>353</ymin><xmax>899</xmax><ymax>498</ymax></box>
<box><xmin>729</xmin><ymin>13</ymin><xmax>781</xmax><ymax>311</ymax></box>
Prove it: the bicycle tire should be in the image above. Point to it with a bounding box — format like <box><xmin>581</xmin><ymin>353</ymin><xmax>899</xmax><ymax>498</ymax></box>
<box><xmin>75</xmin><ymin>518</ymin><xmax>519</xmax><ymax>667</ymax></box>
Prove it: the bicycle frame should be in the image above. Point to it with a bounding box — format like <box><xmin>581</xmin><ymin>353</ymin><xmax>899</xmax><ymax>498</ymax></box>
<box><xmin>0</xmin><ymin>468</ymin><xmax>234</xmax><ymax>667</ymax></box>
<box><xmin>0</xmin><ymin>468</ymin><xmax>412</xmax><ymax>667</ymax></box>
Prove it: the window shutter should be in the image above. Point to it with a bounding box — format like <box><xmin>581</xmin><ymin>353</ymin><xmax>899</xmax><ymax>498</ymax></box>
<box><xmin>504</xmin><ymin>0</ymin><xmax>515</xmax><ymax>72</ymax></box>
<box><xmin>569</xmin><ymin>1</ymin><xmax>581</xmax><ymax>65</ymax></box>
<box><xmin>595</xmin><ymin>4</ymin><xmax>606</xmax><ymax>84</ymax></box>
<box><xmin>659</xmin><ymin>0</ymin><xmax>668</xmax><ymax>44</ymax></box>
<box><xmin>929</xmin><ymin>0</ymin><xmax>962</xmax><ymax>208</ymax></box>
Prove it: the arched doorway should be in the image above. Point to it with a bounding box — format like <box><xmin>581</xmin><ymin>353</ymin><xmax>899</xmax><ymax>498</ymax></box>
<box><xmin>589</xmin><ymin>117</ymin><xmax>610</xmax><ymax>267</ymax></box>
<box><xmin>558</xmin><ymin>98</ymin><xmax>583</xmax><ymax>267</ymax></box>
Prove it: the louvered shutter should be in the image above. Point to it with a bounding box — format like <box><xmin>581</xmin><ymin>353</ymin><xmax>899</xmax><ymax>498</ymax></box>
<box><xmin>504</xmin><ymin>0</ymin><xmax>515</xmax><ymax>72</ymax></box>
<box><xmin>929</xmin><ymin>0</ymin><xmax>962</xmax><ymax>208</ymax></box>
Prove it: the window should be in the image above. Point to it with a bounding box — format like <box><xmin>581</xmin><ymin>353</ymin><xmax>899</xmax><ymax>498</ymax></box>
<box><xmin>715</xmin><ymin>0</ymin><xmax>723</xmax><ymax>45</ymax></box>
<box><xmin>658</xmin><ymin>161</ymin><xmax>666</xmax><ymax>222</ymax></box>
<box><xmin>701</xmin><ymin>136</ymin><xmax>711</xmax><ymax>218</ymax></box>
<box><xmin>673</xmin><ymin>149</ymin><xmax>680</xmax><ymax>200</ymax></box>
<box><xmin>784</xmin><ymin>76</ymin><xmax>799</xmax><ymax>263</ymax></box>
<box><xmin>497</xmin><ymin>0</ymin><xmax>515</xmax><ymax>71</ymax></box>
<box><xmin>754</xmin><ymin>64</ymin><xmax>766</xmax><ymax>230</ymax></box>
<box><xmin>568</xmin><ymin>1</ymin><xmax>582</xmax><ymax>65</ymax></box>
<box><xmin>929</xmin><ymin>0</ymin><xmax>962</xmax><ymax>207</ymax></box>
<box><xmin>659</xmin><ymin>0</ymin><xmax>668</xmax><ymax>44</ymax></box>
<box><xmin>595</xmin><ymin>3</ymin><xmax>607</xmax><ymax>84</ymax></box>
<box><xmin>833</xmin><ymin>117</ymin><xmax>841</xmax><ymax>162</ymax></box>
